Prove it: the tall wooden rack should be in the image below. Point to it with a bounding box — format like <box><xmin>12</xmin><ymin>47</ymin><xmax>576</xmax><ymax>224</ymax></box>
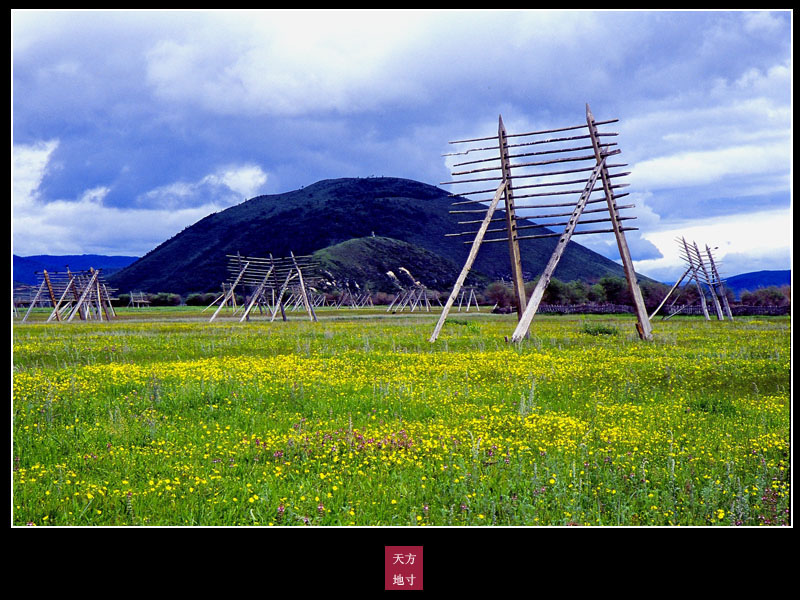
<box><xmin>649</xmin><ymin>237</ymin><xmax>733</xmax><ymax>321</ymax></box>
<box><xmin>208</xmin><ymin>252</ymin><xmax>321</xmax><ymax>323</ymax></box>
<box><xmin>21</xmin><ymin>268</ymin><xmax>117</xmax><ymax>323</ymax></box>
<box><xmin>431</xmin><ymin>104</ymin><xmax>652</xmax><ymax>342</ymax></box>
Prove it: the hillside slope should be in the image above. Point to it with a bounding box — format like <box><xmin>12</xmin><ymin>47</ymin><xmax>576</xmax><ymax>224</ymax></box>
<box><xmin>108</xmin><ymin>177</ymin><xmax>637</xmax><ymax>295</ymax></box>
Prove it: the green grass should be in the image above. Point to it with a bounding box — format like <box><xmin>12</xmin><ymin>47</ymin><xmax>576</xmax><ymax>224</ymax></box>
<box><xmin>13</xmin><ymin>307</ymin><xmax>791</xmax><ymax>526</ymax></box>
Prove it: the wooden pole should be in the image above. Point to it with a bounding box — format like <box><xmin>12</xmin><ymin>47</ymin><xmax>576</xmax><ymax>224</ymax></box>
<box><xmin>22</xmin><ymin>281</ymin><xmax>46</xmax><ymax>322</ymax></box>
<box><xmin>95</xmin><ymin>270</ymin><xmax>109</xmax><ymax>321</ymax></box>
<box><xmin>510</xmin><ymin>159</ymin><xmax>605</xmax><ymax>343</ymax></box>
<box><xmin>430</xmin><ymin>181</ymin><xmax>507</xmax><ymax>342</ymax></box>
<box><xmin>104</xmin><ymin>284</ymin><xmax>116</xmax><ymax>317</ymax></box>
<box><xmin>706</xmin><ymin>245</ymin><xmax>733</xmax><ymax>321</ymax></box>
<box><xmin>202</xmin><ymin>290</ymin><xmax>226</xmax><ymax>313</ymax></box>
<box><xmin>42</xmin><ymin>270</ymin><xmax>61</xmax><ymax>321</ymax></box>
<box><xmin>681</xmin><ymin>238</ymin><xmax>710</xmax><ymax>320</ymax></box>
<box><xmin>67</xmin><ymin>269</ymin><xmax>87</xmax><ymax>320</ymax></box>
<box><xmin>649</xmin><ymin>267</ymin><xmax>691</xmax><ymax>320</ymax></box>
<box><xmin>270</xmin><ymin>271</ymin><xmax>296</xmax><ymax>322</ymax></box>
<box><xmin>585</xmin><ymin>104</ymin><xmax>652</xmax><ymax>340</ymax></box>
<box><xmin>240</xmin><ymin>264</ymin><xmax>274</xmax><ymax>322</ymax></box>
<box><xmin>498</xmin><ymin>115</ymin><xmax>527</xmax><ymax>320</ymax></box>
<box><xmin>692</xmin><ymin>241</ymin><xmax>724</xmax><ymax>320</ymax></box>
<box><xmin>48</xmin><ymin>274</ymin><xmax>76</xmax><ymax>323</ymax></box>
<box><xmin>67</xmin><ymin>269</ymin><xmax>99</xmax><ymax>322</ymax></box>
<box><xmin>210</xmin><ymin>262</ymin><xmax>249</xmax><ymax>322</ymax></box>
<box><xmin>291</xmin><ymin>251</ymin><xmax>317</xmax><ymax>322</ymax></box>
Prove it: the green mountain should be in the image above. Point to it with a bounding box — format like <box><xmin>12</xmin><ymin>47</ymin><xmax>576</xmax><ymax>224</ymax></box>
<box><xmin>108</xmin><ymin>177</ymin><xmax>637</xmax><ymax>295</ymax></box>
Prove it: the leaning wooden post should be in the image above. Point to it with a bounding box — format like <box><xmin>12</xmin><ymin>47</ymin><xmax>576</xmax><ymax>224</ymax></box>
<box><xmin>706</xmin><ymin>245</ymin><xmax>733</xmax><ymax>321</ymax></box>
<box><xmin>691</xmin><ymin>241</ymin><xmax>723</xmax><ymax>320</ymax></box>
<box><xmin>67</xmin><ymin>269</ymin><xmax>99</xmax><ymax>321</ymax></box>
<box><xmin>67</xmin><ymin>268</ymin><xmax>87</xmax><ymax>320</ymax></box>
<box><xmin>94</xmin><ymin>269</ymin><xmax>111</xmax><ymax>321</ymax></box>
<box><xmin>498</xmin><ymin>115</ymin><xmax>527</xmax><ymax>320</ymax></box>
<box><xmin>649</xmin><ymin>266</ymin><xmax>691</xmax><ymax>320</ymax></box>
<box><xmin>681</xmin><ymin>237</ymin><xmax>710</xmax><ymax>320</ymax></box>
<box><xmin>585</xmin><ymin>103</ymin><xmax>652</xmax><ymax>340</ymax></box>
<box><xmin>430</xmin><ymin>181</ymin><xmax>506</xmax><ymax>342</ymax></box>
<box><xmin>22</xmin><ymin>280</ymin><xmax>46</xmax><ymax>322</ymax></box>
<box><xmin>41</xmin><ymin>270</ymin><xmax>61</xmax><ymax>321</ymax></box>
<box><xmin>102</xmin><ymin>284</ymin><xmax>116</xmax><ymax>318</ymax></box>
<box><xmin>511</xmin><ymin>159</ymin><xmax>605</xmax><ymax>343</ymax></box>
<box><xmin>270</xmin><ymin>270</ymin><xmax>296</xmax><ymax>322</ymax></box>
<box><xmin>202</xmin><ymin>290</ymin><xmax>226</xmax><ymax>313</ymax></box>
<box><xmin>210</xmin><ymin>261</ymin><xmax>249</xmax><ymax>322</ymax></box>
<box><xmin>240</xmin><ymin>264</ymin><xmax>274</xmax><ymax>322</ymax></box>
<box><xmin>48</xmin><ymin>273</ymin><xmax>76</xmax><ymax>323</ymax></box>
<box><xmin>291</xmin><ymin>252</ymin><xmax>317</xmax><ymax>322</ymax></box>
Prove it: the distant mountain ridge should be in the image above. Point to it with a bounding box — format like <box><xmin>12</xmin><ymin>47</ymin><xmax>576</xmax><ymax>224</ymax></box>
<box><xmin>722</xmin><ymin>270</ymin><xmax>790</xmax><ymax>299</ymax></box>
<box><xmin>13</xmin><ymin>254</ymin><xmax>140</xmax><ymax>286</ymax></box>
<box><xmin>107</xmin><ymin>177</ymin><xmax>640</xmax><ymax>295</ymax></box>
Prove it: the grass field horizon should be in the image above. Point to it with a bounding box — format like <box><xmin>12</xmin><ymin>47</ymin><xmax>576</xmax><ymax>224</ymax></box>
<box><xmin>12</xmin><ymin>306</ymin><xmax>791</xmax><ymax>526</ymax></box>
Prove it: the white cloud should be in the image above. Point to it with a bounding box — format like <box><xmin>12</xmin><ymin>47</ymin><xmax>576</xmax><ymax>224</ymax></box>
<box><xmin>144</xmin><ymin>10</ymin><xmax>428</xmax><ymax>116</ymax></box>
<box><xmin>12</xmin><ymin>139</ymin><xmax>59</xmax><ymax>210</ymax></box>
<box><xmin>137</xmin><ymin>164</ymin><xmax>268</xmax><ymax>209</ymax></box>
<box><xmin>13</xmin><ymin>142</ymin><xmax>270</xmax><ymax>255</ymax></box>
<box><xmin>633</xmin><ymin>208</ymin><xmax>791</xmax><ymax>281</ymax></box>
<box><xmin>202</xmin><ymin>164</ymin><xmax>268</xmax><ymax>199</ymax></box>
<box><xmin>631</xmin><ymin>140</ymin><xmax>789</xmax><ymax>190</ymax></box>
<box><xmin>743</xmin><ymin>11</ymin><xmax>786</xmax><ymax>35</ymax></box>
<box><xmin>13</xmin><ymin>194</ymin><xmax>221</xmax><ymax>256</ymax></box>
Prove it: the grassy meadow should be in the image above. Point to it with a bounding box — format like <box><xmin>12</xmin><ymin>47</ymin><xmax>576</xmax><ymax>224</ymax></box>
<box><xmin>12</xmin><ymin>306</ymin><xmax>791</xmax><ymax>526</ymax></box>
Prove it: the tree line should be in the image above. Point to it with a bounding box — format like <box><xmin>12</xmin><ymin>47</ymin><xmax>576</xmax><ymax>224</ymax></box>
<box><xmin>115</xmin><ymin>278</ymin><xmax>790</xmax><ymax>309</ymax></box>
<box><xmin>481</xmin><ymin>277</ymin><xmax>790</xmax><ymax>311</ymax></box>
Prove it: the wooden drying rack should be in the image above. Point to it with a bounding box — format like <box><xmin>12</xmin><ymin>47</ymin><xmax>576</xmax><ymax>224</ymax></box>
<box><xmin>430</xmin><ymin>104</ymin><xmax>653</xmax><ymax>343</ymax></box>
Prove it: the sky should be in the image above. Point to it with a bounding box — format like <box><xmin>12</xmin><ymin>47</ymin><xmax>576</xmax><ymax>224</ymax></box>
<box><xmin>12</xmin><ymin>9</ymin><xmax>792</xmax><ymax>283</ymax></box>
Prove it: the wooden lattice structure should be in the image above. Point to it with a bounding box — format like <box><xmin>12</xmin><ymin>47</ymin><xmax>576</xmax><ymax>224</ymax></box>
<box><xmin>21</xmin><ymin>268</ymin><xmax>117</xmax><ymax>323</ymax></box>
<box><xmin>207</xmin><ymin>253</ymin><xmax>321</xmax><ymax>323</ymax></box>
<box><xmin>334</xmin><ymin>284</ymin><xmax>374</xmax><ymax>309</ymax></box>
<box><xmin>430</xmin><ymin>104</ymin><xmax>652</xmax><ymax>343</ymax></box>
<box><xmin>649</xmin><ymin>237</ymin><xmax>733</xmax><ymax>321</ymax></box>
<box><xmin>387</xmin><ymin>284</ymin><xmax>433</xmax><ymax>313</ymax></box>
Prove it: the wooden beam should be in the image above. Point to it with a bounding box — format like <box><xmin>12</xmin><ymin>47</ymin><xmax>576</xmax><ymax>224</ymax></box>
<box><xmin>447</xmin><ymin>118</ymin><xmax>618</xmax><ymax>144</ymax></box>
<box><xmin>67</xmin><ymin>269</ymin><xmax>99</xmax><ymax>322</ymax></box>
<box><xmin>210</xmin><ymin>261</ymin><xmax>249</xmax><ymax>322</ymax></box>
<box><xmin>21</xmin><ymin>281</ymin><xmax>46</xmax><ymax>322</ymax></box>
<box><xmin>649</xmin><ymin>266</ymin><xmax>691</xmax><ymax>320</ymax></box>
<box><xmin>240</xmin><ymin>262</ymin><xmax>275</xmax><ymax>322</ymax></box>
<box><xmin>706</xmin><ymin>245</ymin><xmax>734</xmax><ymax>321</ymax></box>
<box><xmin>291</xmin><ymin>251</ymin><xmax>317</xmax><ymax>322</ymax></box>
<box><xmin>47</xmin><ymin>273</ymin><xmax>76</xmax><ymax>323</ymax></box>
<box><xmin>681</xmin><ymin>237</ymin><xmax>710</xmax><ymax>320</ymax></box>
<box><xmin>498</xmin><ymin>115</ymin><xmax>527</xmax><ymax>320</ymax></box>
<box><xmin>692</xmin><ymin>241</ymin><xmax>724</xmax><ymax>320</ymax></box>
<box><xmin>510</xmin><ymin>159</ymin><xmax>605</xmax><ymax>343</ymax></box>
<box><xmin>270</xmin><ymin>270</ymin><xmax>297</xmax><ymax>322</ymax></box>
<box><xmin>585</xmin><ymin>103</ymin><xmax>652</xmax><ymax>341</ymax></box>
<box><xmin>430</xmin><ymin>181</ymin><xmax>506</xmax><ymax>342</ymax></box>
